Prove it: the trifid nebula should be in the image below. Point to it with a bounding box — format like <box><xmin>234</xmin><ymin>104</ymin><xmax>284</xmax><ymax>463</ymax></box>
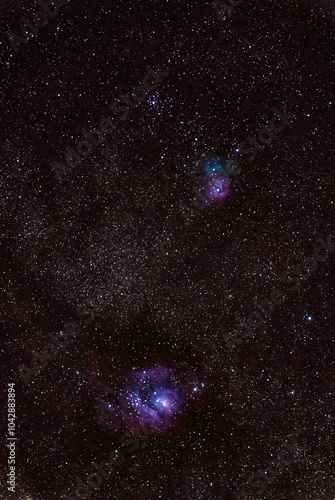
<box><xmin>1</xmin><ymin>0</ymin><xmax>335</xmax><ymax>499</ymax></box>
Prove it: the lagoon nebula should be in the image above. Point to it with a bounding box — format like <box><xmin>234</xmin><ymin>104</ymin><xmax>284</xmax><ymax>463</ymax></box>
<box><xmin>89</xmin><ymin>361</ymin><xmax>195</xmax><ymax>435</ymax></box>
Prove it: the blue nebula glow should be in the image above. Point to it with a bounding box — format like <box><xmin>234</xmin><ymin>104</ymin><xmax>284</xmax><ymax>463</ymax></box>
<box><xmin>204</xmin><ymin>159</ymin><xmax>224</xmax><ymax>176</ymax></box>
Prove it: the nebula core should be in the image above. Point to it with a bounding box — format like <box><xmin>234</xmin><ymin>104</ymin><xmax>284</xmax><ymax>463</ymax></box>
<box><xmin>205</xmin><ymin>175</ymin><xmax>231</xmax><ymax>202</ymax></box>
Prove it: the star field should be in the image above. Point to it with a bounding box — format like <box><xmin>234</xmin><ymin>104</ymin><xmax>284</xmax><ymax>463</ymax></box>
<box><xmin>1</xmin><ymin>0</ymin><xmax>335</xmax><ymax>499</ymax></box>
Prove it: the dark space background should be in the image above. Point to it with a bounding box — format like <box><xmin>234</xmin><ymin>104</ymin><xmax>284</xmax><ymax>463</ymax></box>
<box><xmin>1</xmin><ymin>0</ymin><xmax>335</xmax><ymax>498</ymax></box>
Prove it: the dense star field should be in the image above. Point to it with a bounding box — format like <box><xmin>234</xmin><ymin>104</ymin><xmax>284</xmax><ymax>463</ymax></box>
<box><xmin>1</xmin><ymin>0</ymin><xmax>335</xmax><ymax>498</ymax></box>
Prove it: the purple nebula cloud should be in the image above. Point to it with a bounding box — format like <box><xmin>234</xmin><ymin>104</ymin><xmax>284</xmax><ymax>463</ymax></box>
<box><xmin>205</xmin><ymin>175</ymin><xmax>231</xmax><ymax>203</ymax></box>
<box><xmin>125</xmin><ymin>366</ymin><xmax>183</xmax><ymax>432</ymax></box>
<box><xmin>90</xmin><ymin>363</ymin><xmax>193</xmax><ymax>435</ymax></box>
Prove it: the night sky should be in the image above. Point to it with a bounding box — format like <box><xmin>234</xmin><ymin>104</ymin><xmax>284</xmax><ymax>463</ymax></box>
<box><xmin>1</xmin><ymin>0</ymin><xmax>335</xmax><ymax>499</ymax></box>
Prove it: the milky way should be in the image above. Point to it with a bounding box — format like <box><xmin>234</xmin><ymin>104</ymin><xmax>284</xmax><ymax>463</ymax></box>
<box><xmin>2</xmin><ymin>0</ymin><xmax>335</xmax><ymax>498</ymax></box>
